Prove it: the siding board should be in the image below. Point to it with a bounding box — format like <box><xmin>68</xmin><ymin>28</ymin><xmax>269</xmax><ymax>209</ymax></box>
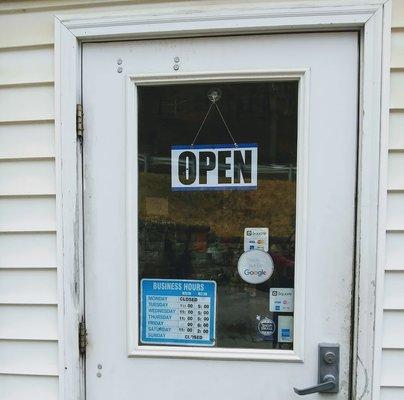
<box><xmin>0</xmin><ymin>122</ymin><xmax>54</xmax><ymax>159</ymax></box>
<box><xmin>0</xmin><ymin>46</ymin><xmax>53</xmax><ymax>86</ymax></box>
<box><xmin>381</xmin><ymin>387</ymin><xmax>404</xmax><ymax>400</ymax></box>
<box><xmin>0</xmin><ymin>340</ymin><xmax>58</xmax><ymax>376</ymax></box>
<box><xmin>0</xmin><ymin>0</ymin><xmax>135</xmax><ymax>13</ymax></box>
<box><xmin>381</xmin><ymin>349</ymin><xmax>404</xmax><ymax>387</ymax></box>
<box><xmin>0</xmin><ymin>160</ymin><xmax>55</xmax><ymax>195</ymax></box>
<box><xmin>0</xmin><ymin>85</ymin><xmax>54</xmax><ymax>122</ymax></box>
<box><xmin>0</xmin><ymin>13</ymin><xmax>54</xmax><ymax>49</ymax></box>
<box><xmin>0</xmin><ymin>269</ymin><xmax>57</xmax><ymax>304</ymax></box>
<box><xmin>392</xmin><ymin>0</ymin><xmax>404</xmax><ymax>28</ymax></box>
<box><xmin>388</xmin><ymin>153</ymin><xmax>404</xmax><ymax>190</ymax></box>
<box><xmin>389</xmin><ymin>111</ymin><xmax>404</xmax><ymax>150</ymax></box>
<box><xmin>386</xmin><ymin>192</ymin><xmax>404</xmax><ymax>230</ymax></box>
<box><xmin>384</xmin><ymin>272</ymin><xmax>404</xmax><ymax>310</ymax></box>
<box><xmin>0</xmin><ymin>305</ymin><xmax>58</xmax><ymax>340</ymax></box>
<box><xmin>390</xmin><ymin>71</ymin><xmax>404</xmax><ymax>109</ymax></box>
<box><xmin>0</xmin><ymin>196</ymin><xmax>56</xmax><ymax>232</ymax></box>
<box><xmin>0</xmin><ymin>232</ymin><xmax>56</xmax><ymax>268</ymax></box>
<box><xmin>391</xmin><ymin>31</ymin><xmax>404</xmax><ymax>68</ymax></box>
<box><xmin>0</xmin><ymin>375</ymin><xmax>58</xmax><ymax>400</ymax></box>
<box><xmin>383</xmin><ymin>310</ymin><xmax>404</xmax><ymax>349</ymax></box>
<box><xmin>386</xmin><ymin>232</ymin><xmax>404</xmax><ymax>271</ymax></box>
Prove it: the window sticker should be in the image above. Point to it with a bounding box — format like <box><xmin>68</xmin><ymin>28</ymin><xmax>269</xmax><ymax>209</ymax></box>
<box><xmin>140</xmin><ymin>279</ymin><xmax>216</xmax><ymax>346</ymax></box>
<box><xmin>171</xmin><ymin>143</ymin><xmax>258</xmax><ymax>191</ymax></box>
<box><xmin>269</xmin><ymin>288</ymin><xmax>294</xmax><ymax>312</ymax></box>
<box><xmin>256</xmin><ymin>315</ymin><xmax>276</xmax><ymax>341</ymax></box>
<box><xmin>277</xmin><ymin>316</ymin><xmax>294</xmax><ymax>343</ymax></box>
<box><xmin>244</xmin><ymin>227</ymin><xmax>269</xmax><ymax>252</ymax></box>
<box><xmin>237</xmin><ymin>249</ymin><xmax>274</xmax><ymax>284</ymax></box>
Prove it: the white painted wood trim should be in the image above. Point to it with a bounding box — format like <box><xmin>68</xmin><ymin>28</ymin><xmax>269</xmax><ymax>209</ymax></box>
<box><xmin>352</xmin><ymin>8</ymin><xmax>382</xmax><ymax>398</ymax></box>
<box><xmin>372</xmin><ymin>1</ymin><xmax>392</xmax><ymax>398</ymax></box>
<box><xmin>54</xmin><ymin>17</ymin><xmax>85</xmax><ymax>400</ymax></box>
<box><xmin>54</xmin><ymin>1</ymin><xmax>390</xmax><ymax>399</ymax></box>
<box><xmin>61</xmin><ymin>2</ymin><xmax>383</xmax><ymax>40</ymax></box>
<box><xmin>126</xmin><ymin>70</ymin><xmax>309</xmax><ymax>362</ymax></box>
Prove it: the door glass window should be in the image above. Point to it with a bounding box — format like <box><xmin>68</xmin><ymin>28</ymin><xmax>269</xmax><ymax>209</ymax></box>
<box><xmin>138</xmin><ymin>81</ymin><xmax>298</xmax><ymax>350</ymax></box>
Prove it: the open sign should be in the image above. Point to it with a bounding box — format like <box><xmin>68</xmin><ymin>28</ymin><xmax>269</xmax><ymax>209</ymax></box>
<box><xmin>171</xmin><ymin>143</ymin><xmax>258</xmax><ymax>191</ymax></box>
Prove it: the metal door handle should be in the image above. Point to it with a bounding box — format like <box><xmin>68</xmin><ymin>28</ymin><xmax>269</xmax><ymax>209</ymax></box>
<box><xmin>293</xmin><ymin>344</ymin><xmax>340</xmax><ymax>396</ymax></box>
<box><xmin>294</xmin><ymin>374</ymin><xmax>336</xmax><ymax>396</ymax></box>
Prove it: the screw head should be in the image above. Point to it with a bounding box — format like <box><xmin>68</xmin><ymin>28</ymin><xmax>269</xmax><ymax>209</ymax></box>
<box><xmin>96</xmin><ymin>372</ymin><xmax>102</xmax><ymax>378</ymax></box>
<box><xmin>117</xmin><ymin>59</ymin><xmax>123</xmax><ymax>65</ymax></box>
<box><xmin>117</xmin><ymin>66</ymin><xmax>123</xmax><ymax>73</ymax></box>
<box><xmin>173</xmin><ymin>64</ymin><xmax>180</xmax><ymax>71</ymax></box>
<box><xmin>324</xmin><ymin>351</ymin><xmax>336</xmax><ymax>364</ymax></box>
<box><xmin>97</xmin><ymin>364</ymin><xmax>102</xmax><ymax>370</ymax></box>
<box><xmin>174</xmin><ymin>56</ymin><xmax>180</xmax><ymax>63</ymax></box>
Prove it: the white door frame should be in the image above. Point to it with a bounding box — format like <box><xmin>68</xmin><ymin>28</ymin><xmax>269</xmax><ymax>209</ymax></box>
<box><xmin>54</xmin><ymin>1</ymin><xmax>391</xmax><ymax>399</ymax></box>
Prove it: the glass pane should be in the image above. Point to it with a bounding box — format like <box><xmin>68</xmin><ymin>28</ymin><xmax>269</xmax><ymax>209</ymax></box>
<box><xmin>138</xmin><ymin>81</ymin><xmax>298</xmax><ymax>350</ymax></box>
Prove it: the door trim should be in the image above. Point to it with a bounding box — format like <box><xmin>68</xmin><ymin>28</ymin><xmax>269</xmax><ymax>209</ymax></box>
<box><xmin>54</xmin><ymin>1</ymin><xmax>391</xmax><ymax>399</ymax></box>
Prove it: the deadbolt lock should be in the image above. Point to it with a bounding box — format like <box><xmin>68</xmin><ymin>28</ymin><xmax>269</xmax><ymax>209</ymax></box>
<box><xmin>324</xmin><ymin>351</ymin><xmax>336</xmax><ymax>364</ymax></box>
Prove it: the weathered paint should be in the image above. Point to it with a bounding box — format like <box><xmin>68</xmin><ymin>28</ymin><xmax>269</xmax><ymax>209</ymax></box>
<box><xmin>0</xmin><ymin>0</ymin><xmax>402</xmax><ymax>399</ymax></box>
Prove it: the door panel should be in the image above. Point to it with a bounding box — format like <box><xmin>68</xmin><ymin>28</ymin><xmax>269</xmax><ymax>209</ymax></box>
<box><xmin>83</xmin><ymin>32</ymin><xmax>358</xmax><ymax>399</ymax></box>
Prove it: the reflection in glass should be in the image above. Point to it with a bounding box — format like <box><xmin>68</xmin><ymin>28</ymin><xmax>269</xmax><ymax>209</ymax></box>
<box><xmin>138</xmin><ymin>82</ymin><xmax>298</xmax><ymax>349</ymax></box>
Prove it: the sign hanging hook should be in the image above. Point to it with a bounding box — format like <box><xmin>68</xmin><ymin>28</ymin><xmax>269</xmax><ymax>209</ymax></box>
<box><xmin>207</xmin><ymin>88</ymin><xmax>222</xmax><ymax>103</ymax></box>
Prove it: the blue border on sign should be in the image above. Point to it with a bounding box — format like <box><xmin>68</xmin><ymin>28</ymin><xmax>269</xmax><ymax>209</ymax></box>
<box><xmin>171</xmin><ymin>185</ymin><xmax>257</xmax><ymax>191</ymax></box>
<box><xmin>171</xmin><ymin>143</ymin><xmax>257</xmax><ymax>150</ymax></box>
<box><xmin>140</xmin><ymin>279</ymin><xmax>217</xmax><ymax>347</ymax></box>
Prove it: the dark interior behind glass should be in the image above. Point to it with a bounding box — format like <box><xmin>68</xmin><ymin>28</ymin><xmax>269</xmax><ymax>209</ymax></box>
<box><xmin>138</xmin><ymin>81</ymin><xmax>298</xmax><ymax>349</ymax></box>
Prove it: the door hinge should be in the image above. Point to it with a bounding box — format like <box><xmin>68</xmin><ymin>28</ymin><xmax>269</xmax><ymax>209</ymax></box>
<box><xmin>79</xmin><ymin>320</ymin><xmax>87</xmax><ymax>355</ymax></box>
<box><xmin>76</xmin><ymin>104</ymin><xmax>84</xmax><ymax>139</ymax></box>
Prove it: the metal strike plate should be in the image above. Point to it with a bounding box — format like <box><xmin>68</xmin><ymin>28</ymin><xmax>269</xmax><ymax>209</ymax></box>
<box><xmin>318</xmin><ymin>343</ymin><xmax>339</xmax><ymax>393</ymax></box>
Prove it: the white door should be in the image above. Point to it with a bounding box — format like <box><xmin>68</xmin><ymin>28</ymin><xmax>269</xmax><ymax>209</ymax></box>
<box><xmin>82</xmin><ymin>32</ymin><xmax>358</xmax><ymax>399</ymax></box>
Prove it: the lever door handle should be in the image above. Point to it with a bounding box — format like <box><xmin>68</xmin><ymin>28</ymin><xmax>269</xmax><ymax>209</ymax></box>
<box><xmin>294</xmin><ymin>374</ymin><xmax>336</xmax><ymax>396</ymax></box>
<box><xmin>293</xmin><ymin>344</ymin><xmax>340</xmax><ymax>396</ymax></box>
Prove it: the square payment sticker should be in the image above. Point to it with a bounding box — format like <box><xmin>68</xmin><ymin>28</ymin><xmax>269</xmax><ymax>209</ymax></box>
<box><xmin>269</xmin><ymin>288</ymin><xmax>294</xmax><ymax>312</ymax></box>
<box><xmin>244</xmin><ymin>227</ymin><xmax>269</xmax><ymax>252</ymax></box>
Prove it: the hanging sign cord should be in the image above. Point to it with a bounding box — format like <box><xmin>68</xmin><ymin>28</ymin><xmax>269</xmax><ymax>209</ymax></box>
<box><xmin>213</xmin><ymin>102</ymin><xmax>238</xmax><ymax>147</ymax></box>
<box><xmin>191</xmin><ymin>102</ymin><xmax>214</xmax><ymax>147</ymax></box>
<box><xmin>191</xmin><ymin>89</ymin><xmax>238</xmax><ymax>147</ymax></box>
